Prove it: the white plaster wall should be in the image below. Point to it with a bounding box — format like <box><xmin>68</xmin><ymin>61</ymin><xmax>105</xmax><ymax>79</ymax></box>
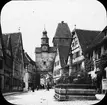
<box><xmin>71</xmin><ymin>31</ymin><xmax>84</xmax><ymax>63</ymax></box>
<box><xmin>23</xmin><ymin>71</ymin><xmax>29</xmax><ymax>91</ymax></box>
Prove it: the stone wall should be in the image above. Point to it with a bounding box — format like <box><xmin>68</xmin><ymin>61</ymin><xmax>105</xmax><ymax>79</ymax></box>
<box><xmin>36</xmin><ymin>52</ymin><xmax>55</xmax><ymax>72</ymax></box>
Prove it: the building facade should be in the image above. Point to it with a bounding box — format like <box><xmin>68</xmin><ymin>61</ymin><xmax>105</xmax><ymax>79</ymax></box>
<box><xmin>23</xmin><ymin>52</ymin><xmax>37</xmax><ymax>91</ymax></box>
<box><xmin>0</xmin><ymin>33</ymin><xmax>4</xmax><ymax>92</ymax></box>
<box><xmin>2</xmin><ymin>34</ymin><xmax>13</xmax><ymax>92</ymax></box>
<box><xmin>67</xmin><ymin>28</ymin><xmax>101</xmax><ymax>84</ymax></box>
<box><xmin>2</xmin><ymin>32</ymin><xmax>25</xmax><ymax>92</ymax></box>
<box><xmin>85</xmin><ymin>26</ymin><xmax>107</xmax><ymax>92</ymax></box>
<box><xmin>11</xmin><ymin>32</ymin><xmax>24</xmax><ymax>91</ymax></box>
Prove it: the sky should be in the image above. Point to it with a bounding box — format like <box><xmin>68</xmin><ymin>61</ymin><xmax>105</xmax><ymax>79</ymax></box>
<box><xmin>1</xmin><ymin>0</ymin><xmax>107</xmax><ymax>61</ymax></box>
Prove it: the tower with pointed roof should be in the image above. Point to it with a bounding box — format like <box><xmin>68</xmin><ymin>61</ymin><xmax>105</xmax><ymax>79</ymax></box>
<box><xmin>52</xmin><ymin>21</ymin><xmax>72</xmax><ymax>47</ymax></box>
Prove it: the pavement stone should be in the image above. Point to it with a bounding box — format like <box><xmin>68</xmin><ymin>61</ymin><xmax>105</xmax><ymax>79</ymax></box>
<box><xmin>4</xmin><ymin>89</ymin><xmax>102</xmax><ymax>105</ymax></box>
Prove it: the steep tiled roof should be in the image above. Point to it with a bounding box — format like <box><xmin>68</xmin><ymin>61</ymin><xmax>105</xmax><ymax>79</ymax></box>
<box><xmin>85</xmin><ymin>26</ymin><xmax>107</xmax><ymax>53</ymax></box>
<box><xmin>23</xmin><ymin>52</ymin><xmax>29</xmax><ymax>65</ymax></box>
<box><xmin>3</xmin><ymin>32</ymin><xmax>23</xmax><ymax>59</ymax></box>
<box><xmin>58</xmin><ymin>45</ymin><xmax>71</xmax><ymax>68</ymax></box>
<box><xmin>24</xmin><ymin>52</ymin><xmax>36</xmax><ymax>69</ymax></box>
<box><xmin>53</xmin><ymin>21</ymin><xmax>72</xmax><ymax>39</ymax></box>
<box><xmin>10</xmin><ymin>33</ymin><xmax>21</xmax><ymax>57</ymax></box>
<box><xmin>91</xmin><ymin>26</ymin><xmax>107</xmax><ymax>47</ymax></box>
<box><xmin>74</xmin><ymin>29</ymin><xmax>101</xmax><ymax>52</ymax></box>
<box><xmin>24</xmin><ymin>52</ymin><xmax>34</xmax><ymax>63</ymax></box>
<box><xmin>2</xmin><ymin>34</ymin><xmax>12</xmax><ymax>55</ymax></box>
<box><xmin>2</xmin><ymin>35</ymin><xmax>8</xmax><ymax>48</ymax></box>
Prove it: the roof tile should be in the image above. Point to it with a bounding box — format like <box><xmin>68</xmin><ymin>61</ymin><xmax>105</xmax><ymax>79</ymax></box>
<box><xmin>58</xmin><ymin>45</ymin><xmax>71</xmax><ymax>68</ymax></box>
<box><xmin>74</xmin><ymin>29</ymin><xmax>101</xmax><ymax>52</ymax></box>
<box><xmin>53</xmin><ymin>21</ymin><xmax>72</xmax><ymax>38</ymax></box>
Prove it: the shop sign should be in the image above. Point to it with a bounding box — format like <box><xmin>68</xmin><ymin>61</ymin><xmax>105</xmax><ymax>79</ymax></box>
<box><xmin>102</xmin><ymin>79</ymin><xmax>107</xmax><ymax>90</ymax></box>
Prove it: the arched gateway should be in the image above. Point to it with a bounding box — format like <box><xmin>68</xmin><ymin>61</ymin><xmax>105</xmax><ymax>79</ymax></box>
<box><xmin>35</xmin><ymin>29</ymin><xmax>56</xmax><ymax>88</ymax></box>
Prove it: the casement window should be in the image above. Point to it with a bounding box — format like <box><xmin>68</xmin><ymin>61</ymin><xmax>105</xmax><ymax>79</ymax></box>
<box><xmin>73</xmin><ymin>51</ymin><xmax>80</xmax><ymax>59</ymax></box>
<box><xmin>76</xmin><ymin>51</ymin><xmax>80</xmax><ymax>57</ymax></box>
<box><xmin>57</xmin><ymin>61</ymin><xmax>59</xmax><ymax>65</ymax></box>
<box><xmin>72</xmin><ymin>40</ymin><xmax>78</xmax><ymax>48</ymax></box>
<box><xmin>75</xmin><ymin>40</ymin><xmax>78</xmax><ymax>46</ymax></box>
<box><xmin>72</xmin><ymin>42</ymin><xmax>75</xmax><ymax>47</ymax></box>
<box><xmin>54</xmin><ymin>60</ymin><xmax>59</xmax><ymax>67</ymax></box>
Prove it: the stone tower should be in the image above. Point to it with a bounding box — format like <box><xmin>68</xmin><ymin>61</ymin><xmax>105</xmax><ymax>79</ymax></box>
<box><xmin>35</xmin><ymin>29</ymin><xmax>56</xmax><ymax>85</ymax></box>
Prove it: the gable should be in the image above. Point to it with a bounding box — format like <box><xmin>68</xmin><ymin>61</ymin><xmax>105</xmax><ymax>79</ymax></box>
<box><xmin>71</xmin><ymin>31</ymin><xmax>82</xmax><ymax>53</ymax></box>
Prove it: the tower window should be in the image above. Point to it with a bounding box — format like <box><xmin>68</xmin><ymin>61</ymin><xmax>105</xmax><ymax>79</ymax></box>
<box><xmin>43</xmin><ymin>61</ymin><xmax>46</xmax><ymax>65</ymax></box>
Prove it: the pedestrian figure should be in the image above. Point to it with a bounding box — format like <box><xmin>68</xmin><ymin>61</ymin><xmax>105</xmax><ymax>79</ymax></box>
<box><xmin>95</xmin><ymin>69</ymin><xmax>102</xmax><ymax>94</ymax></box>
<box><xmin>31</xmin><ymin>85</ymin><xmax>34</xmax><ymax>92</ymax></box>
<box><xmin>37</xmin><ymin>85</ymin><xmax>39</xmax><ymax>90</ymax></box>
<box><xmin>47</xmin><ymin>83</ymin><xmax>49</xmax><ymax>91</ymax></box>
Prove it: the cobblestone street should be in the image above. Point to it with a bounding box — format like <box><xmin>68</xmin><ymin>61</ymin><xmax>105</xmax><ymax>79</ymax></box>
<box><xmin>4</xmin><ymin>89</ymin><xmax>100</xmax><ymax>105</ymax></box>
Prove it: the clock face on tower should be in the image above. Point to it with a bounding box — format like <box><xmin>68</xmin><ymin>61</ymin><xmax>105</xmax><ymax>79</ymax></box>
<box><xmin>42</xmin><ymin>45</ymin><xmax>48</xmax><ymax>51</ymax></box>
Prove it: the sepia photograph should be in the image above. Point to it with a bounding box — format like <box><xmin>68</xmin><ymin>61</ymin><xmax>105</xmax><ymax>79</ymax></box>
<box><xmin>0</xmin><ymin>0</ymin><xmax>107</xmax><ymax>105</ymax></box>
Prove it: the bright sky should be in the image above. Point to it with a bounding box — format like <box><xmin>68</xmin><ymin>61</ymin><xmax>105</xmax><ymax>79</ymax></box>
<box><xmin>1</xmin><ymin>0</ymin><xmax>107</xmax><ymax>61</ymax></box>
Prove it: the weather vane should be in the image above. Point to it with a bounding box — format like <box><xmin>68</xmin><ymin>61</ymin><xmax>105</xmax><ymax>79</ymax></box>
<box><xmin>74</xmin><ymin>24</ymin><xmax>76</xmax><ymax>29</ymax></box>
<box><xmin>44</xmin><ymin>24</ymin><xmax>46</xmax><ymax>31</ymax></box>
